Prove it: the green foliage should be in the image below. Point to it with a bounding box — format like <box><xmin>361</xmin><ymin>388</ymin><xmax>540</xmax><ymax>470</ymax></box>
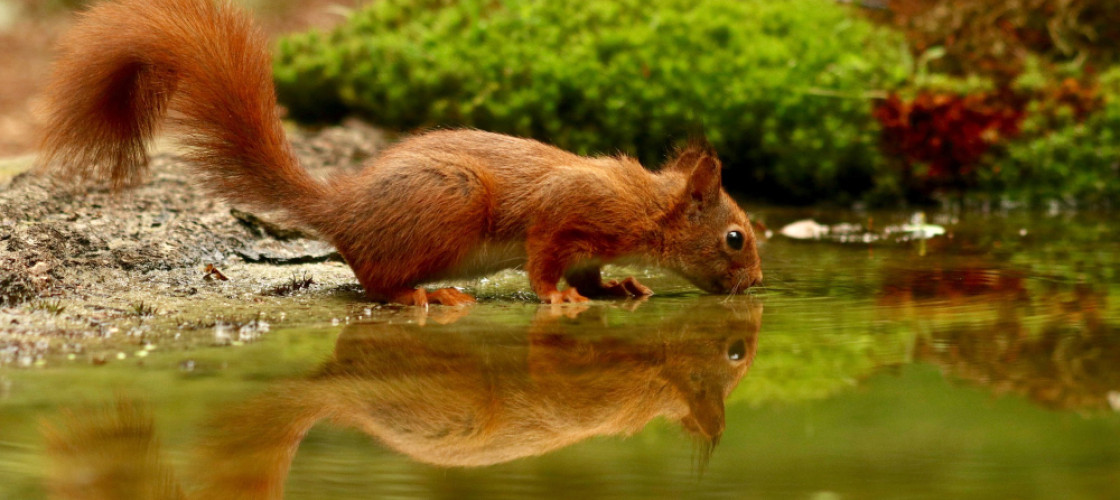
<box><xmin>274</xmin><ymin>0</ymin><xmax>908</xmax><ymax>203</ymax></box>
<box><xmin>29</xmin><ymin>299</ymin><xmax>66</xmax><ymax>316</ymax></box>
<box><xmin>129</xmin><ymin>301</ymin><xmax>157</xmax><ymax>318</ymax></box>
<box><xmin>35</xmin><ymin>0</ymin><xmax>91</xmax><ymax>11</ymax></box>
<box><xmin>868</xmin><ymin>0</ymin><xmax>1120</xmax><ymax>84</ymax></box>
<box><xmin>983</xmin><ymin>67</ymin><xmax>1120</xmax><ymax>208</ymax></box>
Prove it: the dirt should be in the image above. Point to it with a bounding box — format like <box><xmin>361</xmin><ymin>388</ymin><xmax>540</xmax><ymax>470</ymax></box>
<box><xmin>0</xmin><ymin>119</ymin><xmax>397</xmax><ymax>367</ymax></box>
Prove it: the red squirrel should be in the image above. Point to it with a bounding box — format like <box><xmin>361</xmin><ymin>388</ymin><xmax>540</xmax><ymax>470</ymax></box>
<box><xmin>37</xmin><ymin>0</ymin><xmax>763</xmax><ymax>306</ymax></box>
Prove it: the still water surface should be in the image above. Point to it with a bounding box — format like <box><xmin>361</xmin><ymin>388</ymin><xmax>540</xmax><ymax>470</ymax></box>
<box><xmin>1</xmin><ymin>207</ymin><xmax>1118</xmax><ymax>499</ymax></box>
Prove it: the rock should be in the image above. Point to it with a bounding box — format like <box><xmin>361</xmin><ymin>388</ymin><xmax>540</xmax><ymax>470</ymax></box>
<box><xmin>237</xmin><ymin>238</ymin><xmax>341</xmax><ymax>265</ymax></box>
<box><xmin>779</xmin><ymin>219</ymin><xmax>830</xmax><ymax>240</ymax></box>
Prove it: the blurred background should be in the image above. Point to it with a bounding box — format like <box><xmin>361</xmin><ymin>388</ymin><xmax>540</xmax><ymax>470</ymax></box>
<box><xmin>1</xmin><ymin>0</ymin><xmax>1116</xmax><ymax>208</ymax></box>
<box><xmin>0</xmin><ymin>0</ymin><xmax>358</xmax><ymax>157</ymax></box>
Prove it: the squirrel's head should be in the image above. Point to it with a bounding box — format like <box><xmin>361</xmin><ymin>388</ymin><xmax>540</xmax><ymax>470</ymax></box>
<box><xmin>660</xmin><ymin>147</ymin><xmax>762</xmax><ymax>294</ymax></box>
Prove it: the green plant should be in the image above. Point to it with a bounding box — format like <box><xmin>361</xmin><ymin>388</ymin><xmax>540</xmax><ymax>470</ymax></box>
<box><xmin>868</xmin><ymin>0</ymin><xmax>1120</xmax><ymax>84</ymax></box>
<box><xmin>274</xmin><ymin>0</ymin><xmax>908</xmax><ymax>203</ymax></box>
<box><xmin>30</xmin><ymin>299</ymin><xmax>67</xmax><ymax>316</ymax></box>
<box><xmin>263</xmin><ymin>274</ymin><xmax>315</xmax><ymax>296</ymax></box>
<box><xmin>129</xmin><ymin>301</ymin><xmax>157</xmax><ymax>318</ymax></box>
<box><xmin>977</xmin><ymin>66</ymin><xmax>1120</xmax><ymax>208</ymax></box>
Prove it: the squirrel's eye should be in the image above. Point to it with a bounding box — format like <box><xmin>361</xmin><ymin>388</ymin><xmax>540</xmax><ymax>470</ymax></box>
<box><xmin>728</xmin><ymin>339</ymin><xmax>747</xmax><ymax>361</ymax></box>
<box><xmin>726</xmin><ymin>230</ymin><xmax>744</xmax><ymax>251</ymax></box>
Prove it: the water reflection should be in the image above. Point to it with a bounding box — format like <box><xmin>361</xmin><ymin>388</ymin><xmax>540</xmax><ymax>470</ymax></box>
<box><xmin>912</xmin><ymin>283</ymin><xmax>1120</xmax><ymax>412</ymax></box>
<box><xmin>878</xmin><ymin>265</ymin><xmax>1120</xmax><ymax>412</ymax></box>
<box><xmin>879</xmin><ymin>266</ymin><xmax>1029</xmax><ymax>304</ymax></box>
<box><xmin>45</xmin><ymin>299</ymin><xmax>763</xmax><ymax>499</ymax></box>
<box><xmin>43</xmin><ymin>401</ymin><xmax>185</xmax><ymax>500</ymax></box>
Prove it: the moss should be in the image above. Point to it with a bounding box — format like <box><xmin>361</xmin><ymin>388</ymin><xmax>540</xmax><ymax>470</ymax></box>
<box><xmin>274</xmin><ymin>0</ymin><xmax>908</xmax><ymax>203</ymax></box>
<box><xmin>987</xmin><ymin>66</ymin><xmax>1120</xmax><ymax>209</ymax></box>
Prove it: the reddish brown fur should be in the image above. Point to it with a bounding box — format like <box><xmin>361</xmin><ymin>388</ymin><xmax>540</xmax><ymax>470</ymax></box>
<box><xmin>38</xmin><ymin>0</ymin><xmax>762</xmax><ymax>305</ymax></box>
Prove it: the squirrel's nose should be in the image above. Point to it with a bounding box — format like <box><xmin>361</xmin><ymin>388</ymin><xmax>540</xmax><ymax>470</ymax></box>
<box><xmin>727</xmin><ymin>267</ymin><xmax>762</xmax><ymax>294</ymax></box>
<box><xmin>747</xmin><ymin>267</ymin><xmax>763</xmax><ymax>288</ymax></box>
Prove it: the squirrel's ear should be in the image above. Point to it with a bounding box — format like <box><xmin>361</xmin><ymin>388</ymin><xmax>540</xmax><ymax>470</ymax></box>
<box><xmin>684</xmin><ymin>155</ymin><xmax>722</xmax><ymax>208</ymax></box>
<box><xmin>683</xmin><ymin>383</ymin><xmax>726</xmax><ymax>442</ymax></box>
<box><xmin>664</xmin><ymin>147</ymin><xmax>704</xmax><ymax>173</ymax></box>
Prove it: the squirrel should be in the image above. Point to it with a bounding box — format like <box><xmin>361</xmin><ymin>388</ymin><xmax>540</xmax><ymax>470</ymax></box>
<box><xmin>36</xmin><ymin>0</ymin><xmax>763</xmax><ymax>306</ymax></box>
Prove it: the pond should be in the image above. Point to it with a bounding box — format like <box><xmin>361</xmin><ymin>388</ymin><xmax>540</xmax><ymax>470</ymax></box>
<box><xmin>1</xmin><ymin>206</ymin><xmax>1118</xmax><ymax>499</ymax></box>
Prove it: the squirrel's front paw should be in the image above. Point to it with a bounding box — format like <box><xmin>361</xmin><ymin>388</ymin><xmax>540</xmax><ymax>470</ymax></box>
<box><xmin>542</xmin><ymin>288</ymin><xmax>590</xmax><ymax>304</ymax></box>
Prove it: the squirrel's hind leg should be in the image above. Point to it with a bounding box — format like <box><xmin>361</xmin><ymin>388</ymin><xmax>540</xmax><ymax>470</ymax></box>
<box><xmin>381</xmin><ymin>288</ymin><xmax>476</xmax><ymax>307</ymax></box>
<box><xmin>332</xmin><ymin>161</ymin><xmax>495</xmax><ymax>307</ymax></box>
<box><xmin>425</xmin><ymin>288</ymin><xmax>476</xmax><ymax>306</ymax></box>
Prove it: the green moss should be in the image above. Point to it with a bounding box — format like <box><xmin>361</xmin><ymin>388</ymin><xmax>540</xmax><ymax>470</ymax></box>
<box><xmin>274</xmin><ymin>0</ymin><xmax>908</xmax><ymax>203</ymax></box>
<box><xmin>986</xmin><ymin>67</ymin><xmax>1120</xmax><ymax>209</ymax></box>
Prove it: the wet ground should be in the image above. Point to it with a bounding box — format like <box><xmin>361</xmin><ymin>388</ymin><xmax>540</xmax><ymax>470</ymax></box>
<box><xmin>1</xmin><ymin>141</ymin><xmax>1118</xmax><ymax>499</ymax></box>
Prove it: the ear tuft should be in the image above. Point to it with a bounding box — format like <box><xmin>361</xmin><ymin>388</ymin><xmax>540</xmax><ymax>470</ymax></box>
<box><xmin>685</xmin><ymin>154</ymin><xmax>722</xmax><ymax>206</ymax></box>
<box><xmin>663</xmin><ymin>137</ymin><xmax>716</xmax><ymax>173</ymax></box>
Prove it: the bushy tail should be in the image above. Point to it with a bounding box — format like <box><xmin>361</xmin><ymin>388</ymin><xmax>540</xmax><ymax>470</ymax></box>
<box><xmin>38</xmin><ymin>0</ymin><xmax>329</xmax><ymax>223</ymax></box>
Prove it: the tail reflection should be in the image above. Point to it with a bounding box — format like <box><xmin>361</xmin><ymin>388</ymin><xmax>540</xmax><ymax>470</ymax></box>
<box><xmin>42</xmin><ymin>400</ymin><xmax>185</xmax><ymax>500</ymax></box>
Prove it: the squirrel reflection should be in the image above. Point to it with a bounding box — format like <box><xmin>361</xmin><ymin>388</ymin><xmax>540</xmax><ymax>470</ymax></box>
<box><xmin>43</xmin><ymin>300</ymin><xmax>762</xmax><ymax>500</ymax></box>
<box><xmin>193</xmin><ymin>301</ymin><xmax>760</xmax><ymax>498</ymax></box>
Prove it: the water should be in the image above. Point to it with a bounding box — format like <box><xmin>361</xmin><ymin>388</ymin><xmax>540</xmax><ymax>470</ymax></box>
<box><xmin>1</xmin><ymin>207</ymin><xmax>1118</xmax><ymax>499</ymax></box>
